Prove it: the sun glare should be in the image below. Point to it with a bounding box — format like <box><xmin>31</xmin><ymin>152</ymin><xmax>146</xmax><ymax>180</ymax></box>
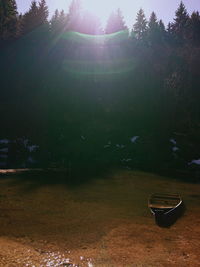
<box><xmin>83</xmin><ymin>0</ymin><xmax>126</xmax><ymax>25</ymax></box>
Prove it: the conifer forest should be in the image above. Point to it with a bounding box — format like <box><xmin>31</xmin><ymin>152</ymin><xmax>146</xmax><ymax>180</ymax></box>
<box><xmin>1</xmin><ymin>0</ymin><xmax>200</xmax><ymax>178</ymax></box>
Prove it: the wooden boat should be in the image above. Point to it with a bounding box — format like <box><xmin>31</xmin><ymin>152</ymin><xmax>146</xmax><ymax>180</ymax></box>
<box><xmin>148</xmin><ymin>193</ymin><xmax>183</xmax><ymax>226</ymax></box>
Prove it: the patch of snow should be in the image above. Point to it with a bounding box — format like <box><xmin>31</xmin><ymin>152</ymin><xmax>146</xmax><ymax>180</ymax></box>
<box><xmin>27</xmin><ymin>145</ymin><xmax>39</xmax><ymax>153</ymax></box>
<box><xmin>188</xmin><ymin>159</ymin><xmax>200</xmax><ymax>165</ymax></box>
<box><xmin>121</xmin><ymin>158</ymin><xmax>132</xmax><ymax>162</ymax></box>
<box><xmin>27</xmin><ymin>156</ymin><xmax>36</xmax><ymax>164</ymax></box>
<box><xmin>23</xmin><ymin>138</ymin><xmax>29</xmax><ymax>147</ymax></box>
<box><xmin>0</xmin><ymin>148</ymin><xmax>8</xmax><ymax>153</ymax></box>
<box><xmin>0</xmin><ymin>154</ymin><xmax>8</xmax><ymax>159</ymax></box>
<box><xmin>116</xmin><ymin>144</ymin><xmax>125</xmax><ymax>149</ymax></box>
<box><xmin>172</xmin><ymin>146</ymin><xmax>179</xmax><ymax>152</ymax></box>
<box><xmin>104</xmin><ymin>145</ymin><xmax>110</xmax><ymax>148</ymax></box>
<box><xmin>170</xmin><ymin>139</ymin><xmax>177</xmax><ymax>145</ymax></box>
<box><xmin>15</xmin><ymin>137</ymin><xmax>29</xmax><ymax>147</ymax></box>
<box><xmin>0</xmin><ymin>139</ymin><xmax>10</xmax><ymax>144</ymax></box>
<box><xmin>104</xmin><ymin>141</ymin><xmax>112</xmax><ymax>148</ymax></box>
<box><xmin>17</xmin><ymin>137</ymin><xmax>29</xmax><ymax>147</ymax></box>
<box><xmin>131</xmin><ymin>136</ymin><xmax>139</xmax><ymax>143</ymax></box>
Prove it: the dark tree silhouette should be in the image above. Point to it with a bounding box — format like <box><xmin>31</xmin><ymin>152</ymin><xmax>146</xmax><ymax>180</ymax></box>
<box><xmin>159</xmin><ymin>19</ymin><xmax>165</xmax><ymax>32</ymax></box>
<box><xmin>0</xmin><ymin>0</ymin><xmax>19</xmax><ymax>40</ymax></box>
<box><xmin>132</xmin><ymin>8</ymin><xmax>147</xmax><ymax>40</ymax></box>
<box><xmin>37</xmin><ymin>0</ymin><xmax>49</xmax><ymax>25</ymax></box>
<box><xmin>172</xmin><ymin>1</ymin><xmax>189</xmax><ymax>41</ymax></box>
<box><xmin>21</xmin><ymin>0</ymin><xmax>39</xmax><ymax>34</ymax></box>
<box><xmin>147</xmin><ymin>12</ymin><xmax>166</xmax><ymax>45</ymax></box>
<box><xmin>147</xmin><ymin>12</ymin><xmax>159</xmax><ymax>43</ymax></box>
<box><xmin>50</xmin><ymin>9</ymin><xmax>59</xmax><ymax>33</ymax></box>
<box><xmin>50</xmin><ymin>9</ymin><xmax>68</xmax><ymax>35</ymax></box>
<box><xmin>1</xmin><ymin>0</ymin><xmax>200</xmax><ymax>174</ymax></box>
<box><xmin>148</xmin><ymin>12</ymin><xmax>158</xmax><ymax>29</ymax></box>
<box><xmin>158</xmin><ymin>19</ymin><xmax>166</xmax><ymax>43</ymax></box>
<box><xmin>188</xmin><ymin>11</ymin><xmax>200</xmax><ymax>44</ymax></box>
<box><xmin>22</xmin><ymin>0</ymin><xmax>49</xmax><ymax>35</ymax></box>
<box><xmin>167</xmin><ymin>22</ymin><xmax>173</xmax><ymax>33</ymax></box>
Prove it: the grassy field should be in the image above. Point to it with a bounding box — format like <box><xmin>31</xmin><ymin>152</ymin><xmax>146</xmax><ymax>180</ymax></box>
<box><xmin>0</xmin><ymin>169</ymin><xmax>200</xmax><ymax>266</ymax></box>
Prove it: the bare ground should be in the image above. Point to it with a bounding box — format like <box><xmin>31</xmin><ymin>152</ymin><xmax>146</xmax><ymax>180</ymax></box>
<box><xmin>0</xmin><ymin>170</ymin><xmax>200</xmax><ymax>267</ymax></box>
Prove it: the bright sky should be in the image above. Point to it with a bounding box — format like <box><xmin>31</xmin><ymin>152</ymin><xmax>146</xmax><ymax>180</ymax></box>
<box><xmin>16</xmin><ymin>0</ymin><xmax>199</xmax><ymax>28</ymax></box>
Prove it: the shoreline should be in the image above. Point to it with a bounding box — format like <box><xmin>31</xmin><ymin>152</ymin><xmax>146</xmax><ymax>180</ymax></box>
<box><xmin>0</xmin><ymin>170</ymin><xmax>200</xmax><ymax>266</ymax></box>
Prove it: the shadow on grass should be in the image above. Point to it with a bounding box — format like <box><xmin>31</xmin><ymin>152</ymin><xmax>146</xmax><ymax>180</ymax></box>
<box><xmin>0</xmin><ymin>159</ymin><xmax>116</xmax><ymax>193</ymax></box>
<box><xmin>1</xmin><ymin>156</ymin><xmax>199</xmax><ymax>194</ymax></box>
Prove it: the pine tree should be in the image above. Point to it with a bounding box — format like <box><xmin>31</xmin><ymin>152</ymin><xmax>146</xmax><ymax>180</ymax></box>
<box><xmin>0</xmin><ymin>0</ymin><xmax>19</xmax><ymax>40</ymax></box>
<box><xmin>147</xmin><ymin>12</ymin><xmax>165</xmax><ymax>45</ymax></box>
<box><xmin>105</xmin><ymin>12</ymin><xmax>115</xmax><ymax>34</ymax></box>
<box><xmin>172</xmin><ymin>1</ymin><xmax>189</xmax><ymax>40</ymax></box>
<box><xmin>50</xmin><ymin>9</ymin><xmax>59</xmax><ymax>34</ymax></box>
<box><xmin>166</xmin><ymin>22</ymin><xmax>174</xmax><ymax>43</ymax></box>
<box><xmin>80</xmin><ymin>11</ymin><xmax>103</xmax><ymax>35</ymax></box>
<box><xmin>132</xmin><ymin>8</ymin><xmax>147</xmax><ymax>40</ymax></box>
<box><xmin>50</xmin><ymin>9</ymin><xmax>68</xmax><ymax>35</ymax></box>
<box><xmin>167</xmin><ymin>22</ymin><xmax>173</xmax><ymax>34</ymax></box>
<box><xmin>37</xmin><ymin>0</ymin><xmax>49</xmax><ymax>25</ymax></box>
<box><xmin>105</xmin><ymin>8</ymin><xmax>127</xmax><ymax>34</ymax></box>
<box><xmin>188</xmin><ymin>11</ymin><xmax>200</xmax><ymax>44</ymax></box>
<box><xmin>17</xmin><ymin>13</ymin><xmax>23</xmax><ymax>37</ymax></box>
<box><xmin>116</xmin><ymin>8</ymin><xmax>128</xmax><ymax>32</ymax></box>
<box><xmin>158</xmin><ymin>19</ymin><xmax>166</xmax><ymax>42</ymax></box>
<box><xmin>148</xmin><ymin>12</ymin><xmax>158</xmax><ymax>30</ymax></box>
<box><xmin>68</xmin><ymin>0</ymin><xmax>81</xmax><ymax>16</ymax></box>
<box><xmin>22</xmin><ymin>0</ymin><xmax>49</xmax><ymax>35</ymax></box>
<box><xmin>51</xmin><ymin>9</ymin><xmax>59</xmax><ymax>28</ymax></box>
<box><xmin>66</xmin><ymin>0</ymin><xmax>82</xmax><ymax>32</ymax></box>
<box><xmin>59</xmin><ymin>10</ymin><xmax>68</xmax><ymax>29</ymax></box>
<box><xmin>21</xmin><ymin>1</ymin><xmax>39</xmax><ymax>35</ymax></box>
<box><xmin>159</xmin><ymin>19</ymin><xmax>165</xmax><ymax>32</ymax></box>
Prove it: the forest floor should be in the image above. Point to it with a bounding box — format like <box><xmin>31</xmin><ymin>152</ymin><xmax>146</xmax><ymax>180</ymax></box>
<box><xmin>0</xmin><ymin>169</ymin><xmax>200</xmax><ymax>267</ymax></box>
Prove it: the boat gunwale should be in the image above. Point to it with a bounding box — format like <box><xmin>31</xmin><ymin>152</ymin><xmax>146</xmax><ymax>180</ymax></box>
<box><xmin>148</xmin><ymin>193</ymin><xmax>182</xmax><ymax>215</ymax></box>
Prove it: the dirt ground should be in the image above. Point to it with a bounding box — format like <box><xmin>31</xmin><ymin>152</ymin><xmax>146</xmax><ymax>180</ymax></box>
<box><xmin>0</xmin><ymin>169</ymin><xmax>200</xmax><ymax>267</ymax></box>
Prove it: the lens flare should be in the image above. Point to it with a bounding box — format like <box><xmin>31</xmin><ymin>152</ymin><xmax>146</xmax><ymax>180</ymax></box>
<box><xmin>60</xmin><ymin>31</ymin><xmax>136</xmax><ymax>77</ymax></box>
<box><xmin>83</xmin><ymin>0</ymin><xmax>126</xmax><ymax>25</ymax></box>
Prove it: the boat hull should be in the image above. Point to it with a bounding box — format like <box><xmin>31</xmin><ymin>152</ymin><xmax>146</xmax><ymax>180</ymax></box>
<box><xmin>149</xmin><ymin>193</ymin><xmax>184</xmax><ymax>227</ymax></box>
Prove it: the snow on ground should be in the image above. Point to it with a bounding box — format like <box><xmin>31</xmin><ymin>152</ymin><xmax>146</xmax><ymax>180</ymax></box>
<box><xmin>27</xmin><ymin>145</ymin><xmax>39</xmax><ymax>153</ymax></box>
<box><xmin>0</xmin><ymin>148</ymin><xmax>8</xmax><ymax>153</ymax></box>
<box><xmin>188</xmin><ymin>159</ymin><xmax>200</xmax><ymax>165</ymax></box>
<box><xmin>172</xmin><ymin>146</ymin><xmax>179</xmax><ymax>152</ymax></box>
<box><xmin>131</xmin><ymin>136</ymin><xmax>139</xmax><ymax>143</ymax></box>
<box><xmin>170</xmin><ymin>138</ymin><xmax>177</xmax><ymax>145</ymax></box>
<box><xmin>0</xmin><ymin>139</ymin><xmax>10</xmax><ymax>144</ymax></box>
<box><xmin>116</xmin><ymin>144</ymin><xmax>125</xmax><ymax>149</ymax></box>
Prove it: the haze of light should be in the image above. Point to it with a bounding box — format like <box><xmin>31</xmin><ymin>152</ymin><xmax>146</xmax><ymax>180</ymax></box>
<box><xmin>17</xmin><ymin>0</ymin><xmax>200</xmax><ymax>28</ymax></box>
<box><xmin>83</xmin><ymin>0</ymin><xmax>132</xmax><ymax>24</ymax></box>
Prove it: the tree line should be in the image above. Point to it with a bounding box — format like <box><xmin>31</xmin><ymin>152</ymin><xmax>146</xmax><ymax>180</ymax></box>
<box><xmin>1</xmin><ymin>0</ymin><xmax>200</xmax><ymax>44</ymax></box>
<box><xmin>1</xmin><ymin>0</ymin><xmax>200</xmax><ymax>171</ymax></box>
